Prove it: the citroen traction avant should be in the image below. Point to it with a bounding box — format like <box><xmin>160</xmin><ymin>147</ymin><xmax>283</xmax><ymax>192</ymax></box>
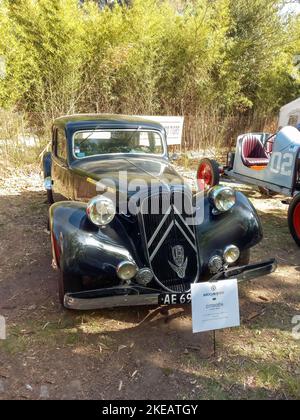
<box><xmin>43</xmin><ymin>114</ymin><xmax>276</xmax><ymax>310</ymax></box>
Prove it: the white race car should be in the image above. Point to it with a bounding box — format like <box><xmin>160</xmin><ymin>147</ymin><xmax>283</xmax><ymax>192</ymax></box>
<box><xmin>197</xmin><ymin>126</ymin><xmax>300</xmax><ymax>246</ymax></box>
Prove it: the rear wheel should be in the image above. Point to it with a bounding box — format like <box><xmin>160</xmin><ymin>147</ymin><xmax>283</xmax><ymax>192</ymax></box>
<box><xmin>197</xmin><ymin>158</ymin><xmax>220</xmax><ymax>191</ymax></box>
<box><xmin>47</xmin><ymin>189</ymin><xmax>54</xmax><ymax>205</ymax></box>
<box><xmin>288</xmin><ymin>194</ymin><xmax>300</xmax><ymax>247</ymax></box>
<box><xmin>46</xmin><ymin>190</ymin><xmax>53</xmax><ymax>231</ymax></box>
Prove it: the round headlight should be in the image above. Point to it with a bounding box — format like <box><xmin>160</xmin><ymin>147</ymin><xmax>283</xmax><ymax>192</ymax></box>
<box><xmin>87</xmin><ymin>196</ymin><xmax>115</xmax><ymax>226</ymax></box>
<box><xmin>116</xmin><ymin>261</ymin><xmax>138</xmax><ymax>281</ymax></box>
<box><xmin>209</xmin><ymin>186</ymin><xmax>236</xmax><ymax>213</ymax></box>
<box><xmin>224</xmin><ymin>245</ymin><xmax>240</xmax><ymax>264</ymax></box>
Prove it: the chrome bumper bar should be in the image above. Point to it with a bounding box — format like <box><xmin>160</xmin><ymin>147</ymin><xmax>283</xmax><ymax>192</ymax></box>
<box><xmin>64</xmin><ymin>289</ymin><xmax>160</xmax><ymax>310</ymax></box>
<box><xmin>210</xmin><ymin>258</ymin><xmax>277</xmax><ymax>282</ymax></box>
<box><xmin>64</xmin><ymin>259</ymin><xmax>277</xmax><ymax>310</ymax></box>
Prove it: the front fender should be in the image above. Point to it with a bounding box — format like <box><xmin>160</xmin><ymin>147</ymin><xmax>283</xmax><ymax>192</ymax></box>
<box><xmin>196</xmin><ymin>191</ymin><xmax>263</xmax><ymax>270</ymax></box>
<box><xmin>49</xmin><ymin>202</ymin><xmax>136</xmax><ymax>283</ymax></box>
<box><xmin>50</xmin><ymin>192</ymin><xmax>263</xmax><ymax>283</ymax></box>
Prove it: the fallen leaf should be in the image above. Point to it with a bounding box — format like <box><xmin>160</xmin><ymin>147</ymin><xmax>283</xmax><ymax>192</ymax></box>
<box><xmin>99</xmin><ymin>342</ymin><xmax>110</xmax><ymax>351</ymax></box>
<box><xmin>246</xmin><ymin>310</ymin><xmax>266</xmax><ymax>321</ymax></box>
<box><xmin>245</xmin><ymin>376</ymin><xmax>256</xmax><ymax>388</ymax></box>
<box><xmin>118</xmin><ymin>380</ymin><xmax>123</xmax><ymax>391</ymax></box>
<box><xmin>258</xmin><ymin>295</ymin><xmax>269</xmax><ymax>302</ymax></box>
<box><xmin>186</xmin><ymin>345</ymin><xmax>201</xmax><ymax>351</ymax></box>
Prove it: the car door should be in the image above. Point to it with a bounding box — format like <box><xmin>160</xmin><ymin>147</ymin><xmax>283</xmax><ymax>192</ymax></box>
<box><xmin>51</xmin><ymin>127</ymin><xmax>72</xmax><ymax>202</ymax></box>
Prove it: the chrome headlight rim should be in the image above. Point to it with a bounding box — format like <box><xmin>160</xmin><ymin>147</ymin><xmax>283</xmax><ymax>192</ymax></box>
<box><xmin>86</xmin><ymin>195</ymin><xmax>116</xmax><ymax>226</ymax></box>
<box><xmin>208</xmin><ymin>255</ymin><xmax>224</xmax><ymax>274</ymax></box>
<box><xmin>209</xmin><ymin>185</ymin><xmax>236</xmax><ymax>213</ymax></box>
<box><xmin>116</xmin><ymin>261</ymin><xmax>138</xmax><ymax>281</ymax></box>
<box><xmin>136</xmin><ymin>267</ymin><xmax>154</xmax><ymax>285</ymax></box>
<box><xmin>224</xmin><ymin>245</ymin><xmax>240</xmax><ymax>264</ymax></box>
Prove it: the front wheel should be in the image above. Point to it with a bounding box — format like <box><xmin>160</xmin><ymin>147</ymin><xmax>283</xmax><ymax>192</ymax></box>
<box><xmin>197</xmin><ymin>158</ymin><xmax>220</xmax><ymax>192</ymax></box>
<box><xmin>58</xmin><ymin>267</ymin><xmax>82</xmax><ymax>307</ymax></box>
<box><xmin>235</xmin><ymin>249</ymin><xmax>250</xmax><ymax>266</ymax></box>
<box><xmin>288</xmin><ymin>194</ymin><xmax>300</xmax><ymax>247</ymax></box>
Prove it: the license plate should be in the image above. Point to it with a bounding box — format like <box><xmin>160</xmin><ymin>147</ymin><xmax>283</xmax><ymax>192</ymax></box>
<box><xmin>159</xmin><ymin>292</ymin><xmax>191</xmax><ymax>305</ymax></box>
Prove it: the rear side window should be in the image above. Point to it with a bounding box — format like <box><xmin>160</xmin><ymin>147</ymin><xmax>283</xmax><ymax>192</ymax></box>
<box><xmin>56</xmin><ymin>128</ymin><xmax>67</xmax><ymax>160</ymax></box>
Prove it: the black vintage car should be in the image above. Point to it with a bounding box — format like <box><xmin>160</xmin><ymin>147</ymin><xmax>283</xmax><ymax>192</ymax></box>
<box><xmin>43</xmin><ymin>114</ymin><xmax>276</xmax><ymax>310</ymax></box>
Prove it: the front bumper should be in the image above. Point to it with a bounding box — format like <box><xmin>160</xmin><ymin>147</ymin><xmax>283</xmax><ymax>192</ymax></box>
<box><xmin>64</xmin><ymin>259</ymin><xmax>277</xmax><ymax>310</ymax></box>
<box><xmin>210</xmin><ymin>258</ymin><xmax>277</xmax><ymax>282</ymax></box>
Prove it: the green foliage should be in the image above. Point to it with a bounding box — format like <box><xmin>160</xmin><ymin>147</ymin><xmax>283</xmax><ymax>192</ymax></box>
<box><xmin>0</xmin><ymin>0</ymin><xmax>299</xmax><ymax>128</ymax></box>
<box><xmin>215</xmin><ymin>0</ymin><xmax>300</xmax><ymax>113</ymax></box>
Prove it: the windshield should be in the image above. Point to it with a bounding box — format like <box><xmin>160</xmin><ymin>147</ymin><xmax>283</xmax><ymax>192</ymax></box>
<box><xmin>73</xmin><ymin>130</ymin><xmax>164</xmax><ymax>159</ymax></box>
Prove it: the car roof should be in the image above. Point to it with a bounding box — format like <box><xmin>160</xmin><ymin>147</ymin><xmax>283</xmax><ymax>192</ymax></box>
<box><xmin>53</xmin><ymin>114</ymin><xmax>164</xmax><ymax>131</ymax></box>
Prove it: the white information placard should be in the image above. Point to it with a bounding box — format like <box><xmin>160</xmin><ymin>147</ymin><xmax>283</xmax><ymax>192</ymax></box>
<box><xmin>139</xmin><ymin>116</ymin><xmax>184</xmax><ymax>145</ymax></box>
<box><xmin>191</xmin><ymin>279</ymin><xmax>240</xmax><ymax>333</ymax></box>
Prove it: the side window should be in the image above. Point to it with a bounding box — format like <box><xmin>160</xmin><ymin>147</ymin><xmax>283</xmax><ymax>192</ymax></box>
<box><xmin>51</xmin><ymin>127</ymin><xmax>56</xmax><ymax>151</ymax></box>
<box><xmin>56</xmin><ymin>128</ymin><xmax>67</xmax><ymax>160</ymax></box>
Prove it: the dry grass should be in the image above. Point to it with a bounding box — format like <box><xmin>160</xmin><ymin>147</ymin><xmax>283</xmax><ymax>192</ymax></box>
<box><xmin>0</xmin><ymin>163</ymin><xmax>299</xmax><ymax>400</ymax></box>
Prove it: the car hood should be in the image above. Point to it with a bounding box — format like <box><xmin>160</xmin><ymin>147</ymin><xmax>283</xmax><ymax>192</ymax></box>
<box><xmin>71</xmin><ymin>156</ymin><xmax>184</xmax><ymax>192</ymax></box>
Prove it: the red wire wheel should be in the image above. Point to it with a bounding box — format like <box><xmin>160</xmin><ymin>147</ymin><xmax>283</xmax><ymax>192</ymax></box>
<box><xmin>197</xmin><ymin>158</ymin><xmax>220</xmax><ymax>192</ymax></box>
<box><xmin>288</xmin><ymin>194</ymin><xmax>300</xmax><ymax>247</ymax></box>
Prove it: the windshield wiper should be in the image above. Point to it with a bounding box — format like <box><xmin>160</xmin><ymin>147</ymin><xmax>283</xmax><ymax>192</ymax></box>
<box><xmin>76</xmin><ymin>124</ymin><xmax>103</xmax><ymax>148</ymax></box>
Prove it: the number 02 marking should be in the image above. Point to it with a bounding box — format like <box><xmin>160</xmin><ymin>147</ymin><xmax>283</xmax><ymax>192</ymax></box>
<box><xmin>270</xmin><ymin>152</ymin><xmax>293</xmax><ymax>176</ymax></box>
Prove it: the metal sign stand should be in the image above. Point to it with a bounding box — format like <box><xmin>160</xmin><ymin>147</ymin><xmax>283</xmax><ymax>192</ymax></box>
<box><xmin>213</xmin><ymin>330</ymin><xmax>217</xmax><ymax>357</ymax></box>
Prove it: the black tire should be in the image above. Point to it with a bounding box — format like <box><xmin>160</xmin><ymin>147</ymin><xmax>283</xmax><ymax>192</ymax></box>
<box><xmin>58</xmin><ymin>270</ymin><xmax>67</xmax><ymax>306</ymax></box>
<box><xmin>46</xmin><ymin>190</ymin><xmax>53</xmax><ymax>230</ymax></box>
<box><xmin>258</xmin><ymin>186</ymin><xmax>277</xmax><ymax>197</ymax></box>
<box><xmin>236</xmin><ymin>249</ymin><xmax>250</xmax><ymax>266</ymax></box>
<box><xmin>288</xmin><ymin>194</ymin><xmax>300</xmax><ymax>247</ymax></box>
<box><xmin>197</xmin><ymin>158</ymin><xmax>220</xmax><ymax>191</ymax></box>
<box><xmin>57</xmin><ymin>270</ymin><xmax>83</xmax><ymax>307</ymax></box>
<box><xmin>47</xmin><ymin>189</ymin><xmax>54</xmax><ymax>205</ymax></box>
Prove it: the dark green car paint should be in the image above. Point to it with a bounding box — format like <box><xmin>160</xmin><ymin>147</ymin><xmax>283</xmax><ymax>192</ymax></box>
<box><xmin>45</xmin><ymin>114</ymin><xmax>270</xmax><ymax>301</ymax></box>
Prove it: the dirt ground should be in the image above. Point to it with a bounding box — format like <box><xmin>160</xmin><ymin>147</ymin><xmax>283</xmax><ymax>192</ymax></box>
<box><xmin>0</xmin><ymin>167</ymin><xmax>299</xmax><ymax>400</ymax></box>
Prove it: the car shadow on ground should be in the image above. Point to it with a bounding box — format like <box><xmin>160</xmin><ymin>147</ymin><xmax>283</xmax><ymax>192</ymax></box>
<box><xmin>0</xmin><ymin>188</ymin><xmax>299</xmax><ymax>399</ymax></box>
<box><xmin>27</xmin><ymin>302</ymin><xmax>297</xmax><ymax>400</ymax></box>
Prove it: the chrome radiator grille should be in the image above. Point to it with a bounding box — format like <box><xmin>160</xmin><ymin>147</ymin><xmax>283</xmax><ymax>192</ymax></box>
<box><xmin>140</xmin><ymin>191</ymin><xmax>199</xmax><ymax>292</ymax></box>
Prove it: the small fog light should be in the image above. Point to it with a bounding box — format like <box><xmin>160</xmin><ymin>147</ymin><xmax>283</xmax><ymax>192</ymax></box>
<box><xmin>208</xmin><ymin>255</ymin><xmax>223</xmax><ymax>274</ymax></box>
<box><xmin>116</xmin><ymin>261</ymin><xmax>138</xmax><ymax>281</ymax></box>
<box><xmin>136</xmin><ymin>268</ymin><xmax>154</xmax><ymax>285</ymax></box>
<box><xmin>224</xmin><ymin>245</ymin><xmax>240</xmax><ymax>264</ymax></box>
